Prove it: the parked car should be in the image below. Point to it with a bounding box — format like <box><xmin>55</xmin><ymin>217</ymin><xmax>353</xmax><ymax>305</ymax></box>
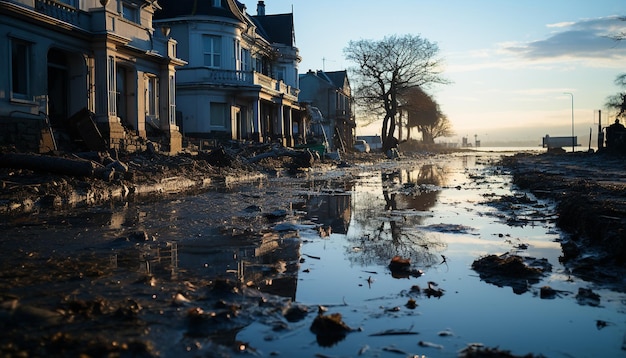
<box><xmin>354</xmin><ymin>139</ymin><xmax>371</xmax><ymax>153</ymax></box>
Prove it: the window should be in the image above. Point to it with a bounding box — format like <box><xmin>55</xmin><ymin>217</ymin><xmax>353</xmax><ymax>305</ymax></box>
<box><xmin>146</xmin><ymin>76</ymin><xmax>159</xmax><ymax>117</ymax></box>
<box><xmin>169</xmin><ymin>75</ymin><xmax>176</xmax><ymax>125</ymax></box>
<box><xmin>210</xmin><ymin>102</ymin><xmax>227</xmax><ymax>127</ymax></box>
<box><xmin>276</xmin><ymin>67</ymin><xmax>285</xmax><ymax>81</ymax></box>
<box><xmin>212</xmin><ymin>0</ymin><xmax>221</xmax><ymax>7</ymax></box>
<box><xmin>241</xmin><ymin>48</ymin><xmax>250</xmax><ymax>71</ymax></box>
<box><xmin>203</xmin><ymin>35</ymin><xmax>221</xmax><ymax>68</ymax></box>
<box><xmin>108</xmin><ymin>56</ymin><xmax>116</xmax><ymax>115</ymax></box>
<box><xmin>11</xmin><ymin>39</ymin><xmax>30</xmax><ymax>99</ymax></box>
<box><xmin>234</xmin><ymin>40</ymin><xmax>240</xmax><ymax>69</ymax></box>
<box><xmin>121</xmin><ymin>2</ymin><xmax>138</xmax><ymax>23</ymax></box>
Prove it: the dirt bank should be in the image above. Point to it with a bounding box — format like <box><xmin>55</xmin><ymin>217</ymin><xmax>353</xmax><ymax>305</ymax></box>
<box><xmin>0</xmin><ymin>145</ymin><xmax>384</xmax><ymax>216</ymax></box>
<box><xmin>504</xmin><ymin>151</ymin><xmax>626</xmax><ymax>286</ymax></box>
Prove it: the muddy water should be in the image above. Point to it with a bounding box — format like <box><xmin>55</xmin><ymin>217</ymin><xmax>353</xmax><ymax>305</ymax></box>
<box><xmin>1</xmin><ymin>152</ymin><xmax>625</xmax><ymax>357</ymax></box>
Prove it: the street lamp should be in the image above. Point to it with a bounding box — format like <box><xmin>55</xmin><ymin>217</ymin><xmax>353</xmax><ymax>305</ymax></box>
<box><xmin>563</xmin><ymin>92</ymin><xmax>574</xmax><ymax>152</ymax></box>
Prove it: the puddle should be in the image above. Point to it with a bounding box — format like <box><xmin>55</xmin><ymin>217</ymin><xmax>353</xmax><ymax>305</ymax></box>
<box><xmin>1</xmin><ymin>152</ymin><xmax>625</xmax><ymax>357</ymax></box>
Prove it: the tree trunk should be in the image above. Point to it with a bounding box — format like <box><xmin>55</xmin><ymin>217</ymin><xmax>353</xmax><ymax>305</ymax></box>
<box><xmin>0</xmin><ymin>153</ymin><xmax>99</xmax><ymax>177</ymax></box>
<box><xmin>398</xmin><ymin>110</ymin><xmax>403</xmax><ymax>141</ymax></box>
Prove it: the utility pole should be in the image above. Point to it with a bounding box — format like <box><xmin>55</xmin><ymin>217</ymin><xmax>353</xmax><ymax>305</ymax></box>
<box><xmin>563</xmin><ymin>92</ymin><xmax>574</xmax><ymax>152</ymax></box>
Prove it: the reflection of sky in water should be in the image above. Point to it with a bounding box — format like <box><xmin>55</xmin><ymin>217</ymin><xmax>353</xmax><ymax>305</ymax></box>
<box><xmin>2</xmin><ymin>153</ymin><xmax>625</xmax><ymax>357</ymax></box>
<box><xmin>244</xmin><ymin>153</ymin><xmax>626</xmax><ymax>357</ymax></box>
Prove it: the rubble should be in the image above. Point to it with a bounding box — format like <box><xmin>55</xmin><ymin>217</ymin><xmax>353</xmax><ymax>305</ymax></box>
<box><xmin>0</xmin><ymin>142</ymin><xmax>351</xmax><ymax>216</ymax></box>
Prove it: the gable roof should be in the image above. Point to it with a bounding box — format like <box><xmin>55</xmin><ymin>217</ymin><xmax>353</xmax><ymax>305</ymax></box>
<box><xmin>300</xmin><ymin>70</ymin><xmax>349</xmax><ymax>90</ymax></box>
<box><xmin>324</xmin><ymin>70</ymin><xmax>348</xmax><ymax>89</ymax></box>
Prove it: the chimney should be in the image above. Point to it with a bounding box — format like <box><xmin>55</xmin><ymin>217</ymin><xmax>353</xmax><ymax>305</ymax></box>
<box><xmin>257</xmin><ymin>1</ymin><xmax>265</xmax><ymax>16</ymax></box>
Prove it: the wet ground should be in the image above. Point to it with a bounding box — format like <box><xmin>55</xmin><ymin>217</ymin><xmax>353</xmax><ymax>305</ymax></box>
<box><xmin>1</xmin><ymin>150</ymin><xmax>625</xmax><ymax>357</ymax></box>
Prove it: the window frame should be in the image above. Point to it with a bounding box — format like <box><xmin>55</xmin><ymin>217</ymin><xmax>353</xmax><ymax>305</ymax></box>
<box><xmin>202</xmin><ymin>35</ymin><xmax>222</xmax><ymax>68</ymax></box>
<box><xmin>210</xmin><ymin>102</ymin><xmax>227</xmax><ymax>128</ymax></box>
<box><xmin>10</xmin><ymin>38</ymin><xmax>31</xmax><ymax>101</ymax></box>
<box><xmin>120</xmin><ymin>1</ymin><xmax>139</xmax><ymax>23</ymax></box>
<box><xmin>145</xmin><ymin>75</ymin><xmax>159</xmax><ymax>118</ymax></box>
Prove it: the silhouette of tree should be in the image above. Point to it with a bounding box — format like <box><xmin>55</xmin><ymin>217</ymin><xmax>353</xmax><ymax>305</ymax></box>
<box><xmin>400</xmin><ymin>87</ymin><xmax>454</xmax><ymax>143</ymax></box>
<box><xmin>605</xmin><ymin>73</ymin><xmax>626</xmax><ymax>118</ymax></box>
<box><xmin>344</xmin><ymin>34</ymin><xmax>448</xmax><ymax>153</ymax></box>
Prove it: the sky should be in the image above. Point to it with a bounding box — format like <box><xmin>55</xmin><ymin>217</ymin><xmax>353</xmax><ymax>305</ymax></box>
<box><xmin>240</xmin><ymin>0</ymin><xmax>626</xmax><ymax>145</ymax></box>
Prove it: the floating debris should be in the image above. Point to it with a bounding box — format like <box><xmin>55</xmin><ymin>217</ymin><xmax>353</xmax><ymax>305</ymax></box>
<box><xmin>458</xmin><ymin>342</ymin><xmax>542</xmax><ymax>357</ymax></box>
<box><xmin>576</xmin><ymin>287</ymin><xmax>601</xmax><ymax>307</ymax></box>
<box><xmin>405</xmin><ymin>298</ymin><xmax>417</xmax><ymax>309</ymax></box>
<box><xmin>419</xmin><ymin>340</ymin><xmax>444</xmax><ymax>349</ymax></box>
<box><xmin>310</xmin><ymin>311</ymin><xmax>354</xmax><ymax>347</ymax></box>
<box><xmin>369</xmin><ymin>325</ymin><xmax>419</xmax><ymax>336</ymax></box>
<box><xmin>422</xmin><ymin>283</ymin><xmax>443</xmax><ymax>298</ymax></box>
<box><xmin>471</xmin><ymin>253</ymin><xmax>551</xmax><ymax>294</ymax></box>
<box><xmin>388</xmin><ymin>256</ymin><xmax>424</xmax><ymax>279</ymax></box>
<box><xmin>539</xmin><ymin>286</ymin><xmax>556</xmax><ymax>299</ymax></box>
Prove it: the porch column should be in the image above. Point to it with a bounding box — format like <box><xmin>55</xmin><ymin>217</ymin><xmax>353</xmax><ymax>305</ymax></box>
<box><xmin>276</xmin><ymin>104</ymin><xmax>285</xmax><ymax>146</ymax></box>
<box><xmin>92</xmin><ymin>43</ymin><xmax>125</xmax><ymax>150</ymax></box>
<box><xmin>252</xmin><ymin>99</ymin><xmax>262</xmax><ymax>142</ymax></box>
<box><xmin>160</xmin><ymin>61</ymin><xmax>182</xmax><ymax>154</ymax></box>
<box><xmin>284</xmin><ymin>107</ymin><xmax>293</xmax><ymax>147</ymax></box>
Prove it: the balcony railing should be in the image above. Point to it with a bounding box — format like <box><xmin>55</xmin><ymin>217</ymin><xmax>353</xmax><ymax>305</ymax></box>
<box><xmin>35</xmin><ymin>0</ymin><xmax>78</xmax><ymax>25</ymax></box>
<box><xmin>177</xmin><ymin>68</ymin><xmax>299</xmax><ymax>98</ymax></box>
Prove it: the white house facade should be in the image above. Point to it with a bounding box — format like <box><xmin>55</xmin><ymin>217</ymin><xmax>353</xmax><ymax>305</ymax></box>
<box><xmin>154</xmin><ymin>0</ymin><xmax>303</xmax><ymax>146</ymax></box>
<box><xmin>0</xmin><ymin>0</ymin><xmax>186</xmax><ymax>153</ymax></box>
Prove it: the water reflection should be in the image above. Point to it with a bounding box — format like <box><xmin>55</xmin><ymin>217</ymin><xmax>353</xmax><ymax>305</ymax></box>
<box><xmin>346</xmin><ymin>163</ymin><xmax>450</xmax><ymax>269</ymax></box>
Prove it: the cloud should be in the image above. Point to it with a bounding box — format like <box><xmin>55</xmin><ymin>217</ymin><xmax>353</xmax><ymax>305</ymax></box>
<box><xmin>503</xmin><ymin>16</ymin><xmax>626</xmax><ymax>62</ymax></box>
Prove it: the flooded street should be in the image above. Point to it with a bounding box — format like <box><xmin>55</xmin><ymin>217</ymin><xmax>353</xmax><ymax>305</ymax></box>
<box><xmin>1</xmin><ymin>151</ymin><xmax>625</xmax><ymax>357</ymax></box>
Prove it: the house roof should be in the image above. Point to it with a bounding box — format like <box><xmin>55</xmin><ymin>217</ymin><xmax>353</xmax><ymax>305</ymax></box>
<box><xmin>323</xmin><ymin>70</ymin><xmax>348</xmax><ymax>89</ymax></box>
<box><xmin>154</xmin><ymin>0</ymin><xmax>295</xmax><ymax>48</ymax></box>
<box><xmin>300</xmin><ymin>70</ymin><xmax>348</xmax><ymax>89</ymax></box>
<box><xmin>251</xmin><ymin>13</ymin><xmax>295</xmax><ymax>46</ymax></box>
<box><xmin>154</xmin><ymin>0</ymin><xmax>245</xmax><ymax>22</ymax></box>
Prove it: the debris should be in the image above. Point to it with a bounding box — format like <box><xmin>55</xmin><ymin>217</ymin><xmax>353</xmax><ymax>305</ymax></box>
<box><xmin>423</xmin><ymin>281</ymin><xmax>444</xmax><ymax>298</ymax></box>
<box><xmin>458</xmin><ymin>342</ymin><xmax>542</xmax><ymax>357</ymax></box>
<box><xmin>576</xmin><ymin>287</ymin><xmax>601</xmax><ymax>306</ymax></box>
<box><xmin>388</xmin><ymin>256</ymin><xmax>424</xmax><ymax>278</ymax></box>
<box><xmin>310</xmin><ymin>311</ymin><xmax>354</xmax><ymax>347</ymax></box>
<box><xmin>438</xmin><ymin>329</ymin><xmax>454</xmax><ymax>337</ymax></box>
<box><xmin>418</xmin><ymin>340</ymin><xmax>443</xmax><ymax>349</ymax></box>
<box><xmin>539</xmin><ymin>285</ymin><xmax>556</xmax><ymax>299</ymax></box>
<box><xmin>369</xmin><ymin>325</ymin><xmax>419</xmax><ymax>336</ymax></box>
<box><xmin>471</xmin><ymin>253</ymin><xmax>551</xmax><ymax>294</ymax></box>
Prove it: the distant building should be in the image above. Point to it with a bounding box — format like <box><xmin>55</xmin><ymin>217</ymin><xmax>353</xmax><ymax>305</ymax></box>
<box><xmin>154</xmin><ymin>0</ymin><xmax>303</xmax><ymax>146</ymax></box>
<box><xmin>0</xmin><ymin>0</ymin><xmax>186</xmax><ymax>153</ymax></box>
<box><xmin>299</xmin><ymin>70</ymin><xmax>356</xmax><ymax>151</ymax></box>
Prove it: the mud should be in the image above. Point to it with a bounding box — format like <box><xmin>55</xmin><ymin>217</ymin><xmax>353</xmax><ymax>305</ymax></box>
<box><xmin>1</xmin><ymin>147</ymin><xmax>624</xmax><ymax>357</ymax></box>
<box><xmin>503</xmin><ymin>151</ymin><xmax>626</xmax><ymax>286</ymax></box>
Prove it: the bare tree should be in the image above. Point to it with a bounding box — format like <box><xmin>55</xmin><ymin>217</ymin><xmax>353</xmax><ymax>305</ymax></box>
<box><xmin>610</xmin><ymin>16</ymin><xmax>626</xmax><ymax>41</ymax></box>
<box><xmin>606</xmin><ymin>73</ymin><xmax>626</xmax><ymax>118</ymax></box>
<box><xmin>344</xmin><ymin>34</ymin><xmax>448</xmax><ymax>153</ymax></box>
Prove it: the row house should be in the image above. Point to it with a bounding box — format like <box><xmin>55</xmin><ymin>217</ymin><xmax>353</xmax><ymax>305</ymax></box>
<box><xmin>299</xmin><ymin>70</ymin><xmax>355</xmax><ymax>151</ymax></box>
<box><xmin>154</xmin><ymin>0</ymin><xmax>303</xmax><ymax>147</ymax></box>
<box><xmin>0</xmin><ymin>0</ymin><xmax>186</xmax><ymax>153</ymax></box>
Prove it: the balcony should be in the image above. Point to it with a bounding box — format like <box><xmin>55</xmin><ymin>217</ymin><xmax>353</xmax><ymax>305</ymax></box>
<box><xmin>35</xmin><ymin>0</ymin><xmax>78</xmax><ymax>25</ymax></box>
<box><xmin>176</xmin><ymin>68</ymin><xmax>298</xmax><ymax>98</ymax></box>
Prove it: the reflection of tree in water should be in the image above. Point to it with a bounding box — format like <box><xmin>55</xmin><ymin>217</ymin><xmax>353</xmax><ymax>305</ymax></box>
<box><xmin>348</xmin><ymin>164</ymin><xmax>449</xmax><ymax>268</ymax></box>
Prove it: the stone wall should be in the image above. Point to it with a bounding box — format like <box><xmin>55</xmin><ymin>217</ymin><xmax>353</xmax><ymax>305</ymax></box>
<box><xmin>0</xmin><ymin>115</ymin><xmax>55</xmax><ymax>153</ymax></box>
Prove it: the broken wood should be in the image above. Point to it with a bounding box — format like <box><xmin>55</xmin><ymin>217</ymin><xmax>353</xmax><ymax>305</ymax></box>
<box><xmin>247</xmin><ymin>147</ymin><xmax>314</xmax><ymax>167</ymax></box>
<box><xmin>0</xmin><ymin>153</ymin><xmax>101</xmax><ymax>178</ymax></box>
